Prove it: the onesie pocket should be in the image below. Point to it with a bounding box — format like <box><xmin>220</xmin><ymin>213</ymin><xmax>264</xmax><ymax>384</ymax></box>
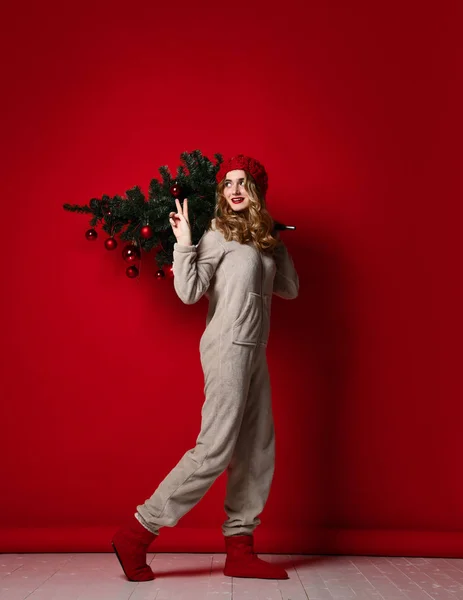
<box><xmin>259</xmin><ymin>294</ymin><xmax>272</xmax><ymax>347</ymax></box>
<box><xmin>232</xmin><ymin>292</ymin><xmax>262</xmax><ymax>346</ymax></box>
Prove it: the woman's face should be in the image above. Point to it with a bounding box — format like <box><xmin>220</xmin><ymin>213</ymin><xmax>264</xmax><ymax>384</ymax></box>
<box><xmin>223</xmin><ymin>169</ymin><xmax>250</xmax><ymax>212</ymax></box>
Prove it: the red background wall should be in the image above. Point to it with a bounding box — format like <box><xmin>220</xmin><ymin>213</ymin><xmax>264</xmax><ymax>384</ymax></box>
<box><xmin>1</xmin><ymin>0</ymin><xmax>462</xmax><ymax>555</ymax></box>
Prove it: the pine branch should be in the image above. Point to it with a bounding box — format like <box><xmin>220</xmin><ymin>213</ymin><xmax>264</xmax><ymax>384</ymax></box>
<box><xmin>63</xmin><ymin>149</ymin><xmax>221</xmax><ymax>270</ymax></box>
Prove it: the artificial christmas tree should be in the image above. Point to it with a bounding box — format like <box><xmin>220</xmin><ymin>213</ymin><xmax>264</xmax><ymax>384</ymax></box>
<box><xmin>63</xmin><ymin>149</ymin><xmax>222</xmax><ymax>278</ymax></box>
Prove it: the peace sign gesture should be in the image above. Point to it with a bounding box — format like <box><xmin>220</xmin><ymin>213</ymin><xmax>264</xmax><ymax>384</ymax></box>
<box><xmin>169</xmin><ymin>198</ymin><xmax>192</xmax><ymax>246</ymax></box>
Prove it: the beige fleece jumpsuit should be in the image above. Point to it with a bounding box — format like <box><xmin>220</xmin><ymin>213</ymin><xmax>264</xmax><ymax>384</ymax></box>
<box><xmin>136</xmin><ymin>219</ymin><xmax>299</xmax><ymax>537</ymax></box>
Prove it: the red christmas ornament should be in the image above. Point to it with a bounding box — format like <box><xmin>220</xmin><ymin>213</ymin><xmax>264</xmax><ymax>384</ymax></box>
<box><xmin>167</xmin><ymin>265</ymin><xmax>174</xmax><ymax>278</ymax></box>
<box><xmin>105</xmin><ymin>237</ymin><xmax>118</xmax><ymax>250</ymax></box>
<box><xmin>85</xmin><ymin>228</ymin><xmax>98</xmax><ymax>241</ymax></box>
<box><xmin>126</xmin><ymin>265</ymin><xmax>139</xmax><ymax>278</ymax></box>
<box><xmin>140</xmin><ymin>225</ymin><xmax>153</xmax><ymax>239</ymax></box>
<box><xmin>170</xmin><ymin>181</ymin><xmax>182</xmax><ymax>197</ymax></box>
<box><xmin>122</xmin><ymin>243</ymin><xmax>141</xmax><ymax>263</ymax></box>
<box><xmin>155</xmin><ymin>269</ymin><xmax>165</xmax><ymax>279</ymax></box>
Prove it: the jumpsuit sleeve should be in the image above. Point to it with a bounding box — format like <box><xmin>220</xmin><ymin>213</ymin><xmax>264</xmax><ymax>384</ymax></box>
<box><xmin>272</xmin><ymin>240</ymin><xmax>299</xmax><ymax>299</ymax></box>
<box><xmin>172</xmin><ymin>232</ymin><xmax>225</xmax><ymax>304</ymax></box>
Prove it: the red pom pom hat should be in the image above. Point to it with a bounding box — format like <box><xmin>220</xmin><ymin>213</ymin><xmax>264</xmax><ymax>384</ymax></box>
<box><xmin>216</xmin><ymin>154</ymin><xmax>268</xmax><ymax>198</ymax></box>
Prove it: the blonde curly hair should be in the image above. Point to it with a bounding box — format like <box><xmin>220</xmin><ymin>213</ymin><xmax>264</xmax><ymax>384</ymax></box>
<box><xmin>210</xmin><ymin>172</ymin><xmax>280</xmax><ymax>254</ymax></box>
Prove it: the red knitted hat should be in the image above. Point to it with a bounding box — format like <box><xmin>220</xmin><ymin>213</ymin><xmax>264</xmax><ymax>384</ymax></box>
<box><xmin>216</xmin><ymin>154</ymin><xmax>268</xmax><ymax>197</ymax></box>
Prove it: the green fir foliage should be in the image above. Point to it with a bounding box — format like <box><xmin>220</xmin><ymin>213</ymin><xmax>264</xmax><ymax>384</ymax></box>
<box><xmin>63</xmin><ymin>149</ymin><xmax>224</xmax><ymax>267</ymax></box>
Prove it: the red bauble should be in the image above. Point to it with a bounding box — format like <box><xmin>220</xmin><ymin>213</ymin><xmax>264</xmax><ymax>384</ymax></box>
<box><xmin>167</xmin><ymin>265</ymin><xmax>174</xmax><ymax>278</ymax></box>
<box><xmin>155</xmin><ymin>269</ymin><xmax>165</xmax><ymax>279</ymax></box>
<box><xmin>105</xmin><ymin>237</ymin><xmax>118</xmax><ymax>250</ymax></box>
<box><xmin>170</xmin><ymin>181</ymin><xmax>182</xmax><ymax>197</ymax></box>
<box><xmin>140</xmin><ymin>225</ymin><xmax>153</xmax><ymax>239</ymax></box>
<box><xmin>122</xmin><ymin>243</ymin><xmax>141</xmax><ymax>263</ymax></box>
<box><xmin>126</xmin><ymin>265</ymin><xmax>139</xmax><ymax>278</ymax></box>
<box><xmin>85</xmin><ymin>228</ymin><xmax>98</xmax><ymax>241</ymax></box>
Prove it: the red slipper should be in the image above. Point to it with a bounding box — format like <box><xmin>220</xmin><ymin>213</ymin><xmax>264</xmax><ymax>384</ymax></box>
<box><xmin>223</xmin><ymin>535</ymin><xmax>289</xmax><ymax>579</ymax></box>
<box><xmin>112</xmin><ymin>516</ymin><xmax>157</xmax><ymax>581</ymax></box>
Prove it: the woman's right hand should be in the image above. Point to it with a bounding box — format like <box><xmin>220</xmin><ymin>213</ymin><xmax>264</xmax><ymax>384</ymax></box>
<box><xmin>169</xmin><ymin>198</ymin><xmax>192</xmax><ymax>246</ymax></box>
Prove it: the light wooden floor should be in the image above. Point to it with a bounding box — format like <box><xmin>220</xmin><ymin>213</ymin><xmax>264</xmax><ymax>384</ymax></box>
<box><xmin>1</xmin><ymin>553</ymin><xmax>463</xmax><ymax>599</ymax></box>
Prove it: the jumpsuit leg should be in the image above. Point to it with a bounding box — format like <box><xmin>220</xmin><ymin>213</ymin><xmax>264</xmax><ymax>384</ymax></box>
<box><xmin>136</xmin><ymin>334</ymin><xmax>254</xmax><ymax>535</ymax></box>
<box><xmin>222</xmin><ymin>346</ymin><xmax>275</xmax><ymax>537</ymax></box>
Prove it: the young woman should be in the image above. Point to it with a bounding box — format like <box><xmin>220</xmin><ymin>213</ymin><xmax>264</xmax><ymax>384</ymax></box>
<box><xmin>112</xmin><ymin>154</ymin><xmax>299</xmax><ymax>582</ymax></box>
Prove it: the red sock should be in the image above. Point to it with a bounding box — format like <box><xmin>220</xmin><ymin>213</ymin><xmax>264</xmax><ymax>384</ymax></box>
<box><xmin>112</xmin><ymin>516</ymin><xmax>157</xmax><ymax>581</ymax></box>
<box><xmin>223</xmin><ymin>535</ymin><xmax>289</xmax><ymax>579</ymax></box>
